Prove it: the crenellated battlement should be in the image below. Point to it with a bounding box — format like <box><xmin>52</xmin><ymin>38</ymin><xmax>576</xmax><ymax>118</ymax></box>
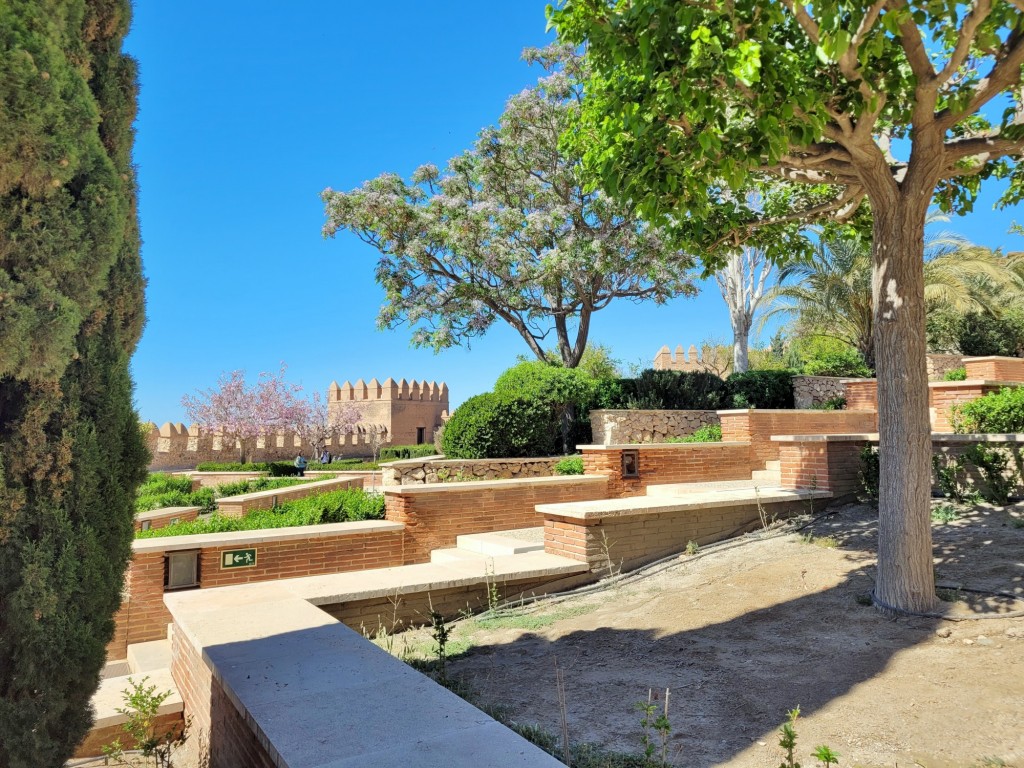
<box><xmin>653</xmin><ymin>344</ymin><xmax>730</xmax><ymax>375</ymax></box>
<box><xmin>328</xmin><ymin>378</ymin><xmax>450</xmax><ymax>403</ymax></box>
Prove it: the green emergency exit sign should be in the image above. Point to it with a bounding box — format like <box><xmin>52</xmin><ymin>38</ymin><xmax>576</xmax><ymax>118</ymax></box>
<box><xmin>221</xmin><ymin>548</ymin><xmax>257</xmax><ymax>569</ymax></box>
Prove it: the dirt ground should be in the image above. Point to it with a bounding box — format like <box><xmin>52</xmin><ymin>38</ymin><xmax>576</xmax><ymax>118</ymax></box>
<box><xmin>425</xmin><ymin>501</ymin><xmax>1024</xmax><ymax>767</ymax></box>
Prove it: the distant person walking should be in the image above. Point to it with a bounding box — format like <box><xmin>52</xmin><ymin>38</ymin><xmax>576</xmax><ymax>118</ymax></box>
<box><xmin>320</xmin><ymin>449</ymin><xmax>330</xmax><ymax>465</ymax></box>
<box><xmin>294</xmin><ymin>454</ymin><xmax>307</xmax><ymax>477</ymax></box>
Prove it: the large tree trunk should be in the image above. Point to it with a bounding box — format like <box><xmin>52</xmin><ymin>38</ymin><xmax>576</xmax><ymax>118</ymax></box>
<box><xmin>871</xmin><ymin>198</ymin><xmax>935</xmax><ymax>614</ymax></box>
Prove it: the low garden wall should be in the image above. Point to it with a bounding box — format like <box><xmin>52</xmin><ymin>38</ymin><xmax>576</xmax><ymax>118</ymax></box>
<box><xmin>792</xmin><ymin>375</ymin><xmax>850</xmax><ymax>409</ymax></box>
<box><xmin>107</xmin><ymin>521</ymin><xmax>405</xmax><ymax>659</ymax></box>
<box><xmin>719</xmin><ymin>409</ymin><xmax>879</xmax><ymax>468</ymax></box>
<box><xmin>964</xmin><ymin>356</ymin><xmax>1024</xmax><ymax>381</ymax></box>
<box><xmin>579</xmin><ymin>442</ymin><xmax>753</xmax><ymax>497</ymax></box>
<box><xmin>588</xmin><ymin>409</ymin><xmax>720</xmax><ymax>445</ymax></box>
<box><xmin>775</xmin><ymin>432</ymin><xmax>1024</xmax><ymax>501</ymax></box>
<box><xmin>215</xmin><ymin>476</ymin><xmax>362</xmax><ymax>517</ymax></box>
<box><xmin>383</xmin><ymin>475</ymin><xmax>609</xmax><ymax>564</ymax></box>
<box><xmin>135</xmin><ymin>505</ymin><xmax>200</xmax><ymax>532</ymax></box>
<box><xmin>842</xmin><ymin>379</ymin><xmax>1016</xmax><ymax>431</ymax></box>
<box><xmin>381</xmin><ymin>456</ymin><xmax>562</xmax><ymax>486</ymax></box>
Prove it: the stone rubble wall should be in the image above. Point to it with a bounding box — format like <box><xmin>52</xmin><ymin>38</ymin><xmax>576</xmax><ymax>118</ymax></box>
<box><xmin>588</xmin><ymin>409</ymin><xmax>721</xmax><ymax>445</ymax></box>
<box><xmin>792</xmin><ymin>376</ymin><xmax>852</xmax><ymax>409</ymax></box>
<box><xmin>381</xmin><ymin>456</ymin><xmax>563</xmax><ymax>486</ymax></box>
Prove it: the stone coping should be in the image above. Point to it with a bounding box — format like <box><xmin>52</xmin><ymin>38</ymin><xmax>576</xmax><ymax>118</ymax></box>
<box><xmin>575</xmin><ymin>441</ymin><xmax>749</xmax><ymax>450</ymax></box>
<box><xmin>164</xmin><ymin>586</ymin><xmax>564</xmax><ymax>768</ymax></box>
<box><xmin>383</xmin><ymin>474</ymin><xmax>608</xmax><ymax>495</ymax></box>
<box><xmin>132</xmin><ymin>520</ymin><xmax>404</xmax><ymax>554</ymax></box>
<box><xmin>588</xmin><ymin>408</ymin><xmax>719</xmax><ymax>414</ymax></box>
<box><xmin>180</xmin><ymin>470</ymin><xmax>265</xmax><ymax>478</ymax></box>
<box><xmin>136</xmin><ymin>505</ymin><xmax>200</xmax><ymax>523</ymax></box>
<box><xmin>716</xmin><ymin>408</ymin><xmax>873</xmax><ymax>415</ymax></box>
<box><xmin>218</xmin><ymin>475</ymin><xmax>352</xmax><ymax>504</ymax></box>
<box><xmin>537</xmin><ymin>487</ymin><xmax>831</xmax><ymax>522</ymax></box>
<box><xmin>380</xmin><ymin>454</ymin><xmax>446</xmax><ymax>467</ymax></box>
<box><xmin>961</xmin><ymin>355</ymin><xmax>1024</xmax><ymax>362</ymax></box>
<box><xmin>771</xmin><ymin>432</ymin><xmax>1024</xmax><ymax>444</ymax></box>
<box><xmin>838</xmin><ymin>378</ymin><xmax>1020</xmax><ymax>389</ymax></box>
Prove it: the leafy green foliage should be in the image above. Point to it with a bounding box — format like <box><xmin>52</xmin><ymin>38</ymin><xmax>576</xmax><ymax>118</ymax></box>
<box><xmin>495</xmin><ymin>360</ymin><xmax>600</xmax><ymax>450</ymax></box>
<box><xmin>136</xmin><ymin>488</ymin><xmax>385</xmax><ymax>538</ymax></box>
<box><xmin>931</xmin><ymin>503</ymin><xmax>962</xmax><ymax>523</ymax></box>
<box><xmin>321</xmin><ymin>46</ymin><xmax>696</xmax><ymax>367</ymax></box>
<box><xmin>134</xmin><ymin>474</ymin><xmax>319</xmax><ymax>514</ymax></box>
<box><xmin>727</xmin><ymin>370</ymin><xmax>795</xmax><ymax>409</ymax></box>
<box><xmin>441</xmin><ymin>393</ymin><xmax>558</xmax><ymax>459</ymax></box>
<box><xmin>667</xmin><ymin>424</ymin><xmax>723</xmax><ymax>443</ymax></box>
<box><xmin>963</xmin><ymin>444</ymin><xmax>1016</xmax><ymax>506</ymax></box>
<box><xmin>952</xmin><ymin>387</ymin><xmax>1024</xmax><ymax>433</ymax></box>
<box><xmin>812</xmin><ymin>396</ymin><xmax>847</xmax><ymax>411</ymax></box>
<box><xmin>378</xmin><ymin>444</ymin><xmax>439</xmax><ymax>461</ymax></box>
<box><xmin>612</xmin><ymin>370</ymin><xmax>731</xmax><ymax>411</ymax></box>
<box><xmin>859</xmin><ymin>446</ymin><xmax>880</xmax><ymax>502</ymax></box>
<box><xmin>554</xmin><ymin>456</ymin><xmax>585</xmax><ymax>475</ymax></box>
<box><xmin>802</xmin><ymin>349</ymin><xmax>873</xmax><ymax>378</ymax></box>
<box><xmin>932</xmin><ymin>454</ymin><xmax>975</xmax><ymax>504</ymax></box>
<box><xmin>954</xmin><ymin>312</ymin><xmax>1024</xmax><ymax>357</ymax></box>
<box><xmin>194</xmin><ymin>461</ymin><xmax>297</xmax><ymax>473</ymax></box>
<box><xmin>102</xmin><ymin>677</ymin><xmax>188</xmax><ymax>767</ymax></box>
<box><xmin>943</xmin><ymin>367</ymin><xmax>968</xmax><ymax>382</ymax></box>
<box><xmin>0</xmin><ymin>1</ymin><xmax>148</xmax><ymax>762</ymax></box>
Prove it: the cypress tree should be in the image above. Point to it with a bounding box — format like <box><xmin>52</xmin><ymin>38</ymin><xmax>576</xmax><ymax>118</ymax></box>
<box><xmin>0</xmin><ymin>1</ymin><xmax>148</xmax><ymax>764</ymax></box>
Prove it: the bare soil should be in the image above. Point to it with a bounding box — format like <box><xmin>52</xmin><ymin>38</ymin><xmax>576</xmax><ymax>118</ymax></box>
<box><xmin>434</xmin><ymin>501</ymin><xmax>1024</xmax><ymax>767</ymax></box>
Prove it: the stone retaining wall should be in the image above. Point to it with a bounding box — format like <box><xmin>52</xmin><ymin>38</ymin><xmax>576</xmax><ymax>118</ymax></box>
<box><xmin>588</xmin><ymin>409</ymin><xmax>720</xmax><ymax>445</ymax></box>
<box><xmin>215</xmin><ymin>476</ymin><xmax>361</xmax><ymax>517</ymax></box>
<box><xmin>381</xmin><ymin>456</ymin><xmax>563</xmax><ymax>486</ymax></box>
<box><xmin>792</xmin><ymin>376</ymin><xmax>851</xmax><ymax>409</ymax></box>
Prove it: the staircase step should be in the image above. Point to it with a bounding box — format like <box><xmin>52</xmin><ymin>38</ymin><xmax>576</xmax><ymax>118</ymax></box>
<box><xmin>765</xmin><ymin>460</ymin><xmax>781</xmax><ymax>471</ymax></box>
<box><xmin>127</xmin><ymin>639</ymin><xmax>172</xmax><ymax>673</ymax></box>
<box><xmin>455</xmin><ymin>528</ymin><xmax>544</xmax><ymax>556</ymax></box>
<box><xmin>647</xmin><ymin>479</ymin><xmax>780</xmax><ymax>497</ymax></box>
<box><xmin>430</xmin><ymin>548</ymin><xmax>493</xmax><ymax>565</ymax></box>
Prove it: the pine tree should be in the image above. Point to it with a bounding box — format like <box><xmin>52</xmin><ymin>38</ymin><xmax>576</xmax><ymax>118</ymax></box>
<box><xmin>0</xmin><ymin>1</ymin><xmax>148</xmax><ymax>764</ymax></box>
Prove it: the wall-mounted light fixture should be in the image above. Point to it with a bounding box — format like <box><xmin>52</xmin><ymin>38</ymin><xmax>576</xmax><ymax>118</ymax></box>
<box><xmin>621</xmin><ymin>449</ymin><xmax>640</xmax><ymax>478</ymax></box>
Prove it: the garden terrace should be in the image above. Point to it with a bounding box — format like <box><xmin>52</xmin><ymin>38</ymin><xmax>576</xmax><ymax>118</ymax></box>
<box><xmin>214</xmin><ymin>475</ymin><xmax>360</xmax><ymax>517</ymax></box>
<box><xmin>381</xmin><ymin>456</ymin><xmax>564</xmax><ymax>486</ymax></box>
<box><xmin>134</xmin><ymin>505</ymin><xmax>200</xmax><ymax>533</ymax></box>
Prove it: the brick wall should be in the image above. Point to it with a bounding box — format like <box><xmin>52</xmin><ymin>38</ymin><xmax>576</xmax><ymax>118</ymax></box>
<box><xmin>580</xmin><ymin>444</ymin><xmax>753</xmax><ymax>497</ymax></box>
<box><xmin>215</xmin><ymin>476</ymin><xmax>361</xmax><ymax>517</ymax></box>
<box><xmin>777</xmin><ymin>439</ymin><xmax>868</xmax><ymax>499</ymax></box>
<box><xmin>929</xmin><ymin>382</ymin><xmax>1005</xmax><ymax>431</ymax></box>
<box><xmin>384</xmin><ymin>477</ymin><xmax>609</xmax><ymax>564</ymax></box>
<box><xmin>74</xmin><ymin>712</ymin><xmax>184</xmax><ymax>758</ymax></box>
<box><xmin>933</xmin><ymin>439</ymin><xmax>1024</xmax><ymax>498</ymax></box>
<box><xmin>843</xmin><ymin>380</ymin><xmax>878</xmax><ymax>410</ymax></box>
<box><xmin>171</xmin><ymin>626</ymin><xmax>277</xmax><ymax>768</ymax></box>
<box><xmin>718</xmin><ymin>409</ymin><xmax>878</xmax><ymax>468</ymax></box>
<box><xmin>135</xmin><ymin>506</ymin><xmax>199</xmax><ymax>532</ymax></box>
<box><xmin>108</xmin><ymin>524</ymin><xmax>404</xmax><ymax>659</ymax></box>
<box><xmin>544</xmin><ymin>500</ymin><xmax>808</xmax><ymax>571</ymax></box>
<box><xmin>963</xmin><ymin>356</ymin><xmax>1024</xmax><ymax>382</ymax></box>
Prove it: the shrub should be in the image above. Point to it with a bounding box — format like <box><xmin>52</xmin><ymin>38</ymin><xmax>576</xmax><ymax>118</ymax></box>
<box><xmin>951</xmin><ymin>386</ymin><xmax>1024</xmax><ymax>433</ymax></box>
<box><xmin>667</xmin><ymin>424</ymin><xmax>723</xmax><ymax>443</ymax></box>
<box><xmin>212</xmin><ymin>476</ymin><xmax>314</xmax><ymax>498</ymax></box>
<box><xmin>554</xmin><ymin>456</ymin><xmax>585</xmax><ymax>475</ymax></box>
<box><xmin>307</xmin><ymin>459</ymin><xmax>379</xmax><ymax>471</ymax></box>
<box><xmin>963</xmin><ymin>444</ymin><xmax>1016</xmax><ymax>506</ymax></box>
<box><xmin>801</xmin><ymin>348</ymin><xmax>872</xmax><ymax>377</ymax></box>
<box><xmin>494</xmin><ymin>361</ymin><xmax>599</xmax><ymax>451</ymax></box>
<box><xmin>379</xmin><ymin>444</ymin><xmax>439</xmax><ymax>461</ymax></box>
<box><xmin>268</xmin><ymin>462</ymin><xmax>302</xmax><ymax>477</ymax></box>
<box><xmin>136</xmin><ymin>488</ymin><xmax>385</xmax><ymax>538</ymax></box>
<box><xmin>955</xmin><ymin>311</ymin><xmax>1024</xmax><ymax>357</ymax></box>
<box><xmin>943</xmin><ymin>366</ymin><xmax>967</xmax><ymax>381</ymax></box>
<box><xmin>726</xmin><ymin>370</ymin><xmax>794</xmax><ymax>409</ymax></box>
<box><xmin>135</xmin><ymin>474</ymin><xmax>217</xmax><ymax>513</ymax></box>
<box><xmin>442</xmin><ymin>392</ymin><xmax>558</xmax><ymax>459</ymax></box>
<box><xmin>812</xmin><ymin>395</ymin><xmax>847</xmax><ymax>410</ymax></box>
<box><xmin>194</xmin><ymin>461</ymin><xmax>273</xmax><ymax>472</ymax></box>
<box><xmin>612</xmin><ymin>369</ymin><xmax>731</xmax><ymax>410</ymax></box>
<box><xmin>859</xmin><ymin>445</ymin><xmax>880</xmax><ymax>501</ymax></box>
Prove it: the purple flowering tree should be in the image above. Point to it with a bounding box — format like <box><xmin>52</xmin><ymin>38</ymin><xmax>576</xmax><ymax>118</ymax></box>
<box><xmin>321</xmin><ymin>45</ymin><xmax>697</xmax><ymax>367</ymax></box>
<box><xmin>294</xmin><ymin>391</ymin><xmax>360</xmax><ymax>462</ymax></box>
<box><xmin>181</xmin><ymin>366</ymin><xmax>306</xmax><ymax>463</ymax></box>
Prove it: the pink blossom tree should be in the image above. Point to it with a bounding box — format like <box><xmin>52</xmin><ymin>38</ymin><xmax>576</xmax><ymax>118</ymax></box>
<box><xmin>294</xmin><ymin>391</ymin><xmax>360</xmax><ymax>463</ymax></box>
<box><xmin>181</xmin><ymin>366</ymin><xmax>305</xmax><ymax>463</ymax></box>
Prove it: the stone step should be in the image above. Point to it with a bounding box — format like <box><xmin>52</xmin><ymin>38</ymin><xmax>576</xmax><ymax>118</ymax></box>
<box><xmin>430</xmin><ymin>548</ymin><xmax>493</xmax><ymax>565</ymax></box>
<box><xmin>751</xmin><ymin>469</ymin><xmax>782</xmax><ymax>482</ymax></box>
<box><xmin>765</xmin><ymin>460</ymin><xmax>782</xmax><ymax>471</ymax></box>
<box><xmin>455</xmin><ymin>528</ymin><xmax>544</xmax><ymax>556</ymax></box>
<box><xmin>127</xmin><ymin>639</ymin><xmax>172</xmax><ymax>673</ymax></box>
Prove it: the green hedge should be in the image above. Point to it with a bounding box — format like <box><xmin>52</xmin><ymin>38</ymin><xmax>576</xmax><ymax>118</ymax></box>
<box><xmin>943</xmin><ymin>367</ymin><xmax>967</xmax><ymax>381</ymax></box>
<box><xmin>136</xmin><ymin>488</ymin><xmax>385</xmax><ymax>538</ymax></box>
<box><xmin>194</xmin><ymin>461</ymin><xmax>274</xmax><ymax>472</ymax></box>
<box><xmin>608</xmin><ymin>369</ymin><xmax>732</xmax><ymax>410</ymax></box>
<box><xmin>379</xmin><ymin>444</ymin><xmax>439</xmax><ymax>461</ymax></box>
<box><xmin>726</xmin><ymin>370</ymin><xmax>795</xmax><ymax>409</ymax></box>
<box><xmin>135</xmin><ymin>473</ymin><xmax>215</xmax><ymax>513</ymax></box>
<box><xmin>666</xmin><ymin>424</ymin><xmax>723</xmax><ymax>443</ymax></box>
<box><xmin>952</xmin><ymin>386</ymin><xmax>1024</xmax><ymax>433</ymax></box>
<box><xmin>442</xmin><ymin>392</ymin><xmax>557</xmax><ymax>459</ymax></box>
<box><xmin>553</xmin><ymin>456</ymin><xmax>585</xmax><ymax>475</ymax></box>
<box><xmin>801</xmin><ymin>349</ymin><xmax>872</xmax><ymax>377</ymax></box>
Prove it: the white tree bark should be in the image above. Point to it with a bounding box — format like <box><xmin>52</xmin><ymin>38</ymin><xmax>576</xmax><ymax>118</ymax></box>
<box><xmin>715</xmin><ymin>247</ymin><xmax>771</xmax><ymax>374</ymax></box>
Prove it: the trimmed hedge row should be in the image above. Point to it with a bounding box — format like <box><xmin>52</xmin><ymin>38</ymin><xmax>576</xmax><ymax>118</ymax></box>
<box><xmin>953</xmin><ymin>386</ymin><xmax>1024</xmax><ymax>433</ymax></box>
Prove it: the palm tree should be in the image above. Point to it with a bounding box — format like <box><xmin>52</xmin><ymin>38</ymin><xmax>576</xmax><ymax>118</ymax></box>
<box><xmin>763</xmin><ymin>221</ymin><xmax>1024</xmax><ymax>368</ymax></box>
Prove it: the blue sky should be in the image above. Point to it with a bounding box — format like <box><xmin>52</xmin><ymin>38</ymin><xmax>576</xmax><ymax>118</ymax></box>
<box><xmin>125</xmin><ymin>1</ymin><xmax>1023</xmax><ymax>424</ymax></box>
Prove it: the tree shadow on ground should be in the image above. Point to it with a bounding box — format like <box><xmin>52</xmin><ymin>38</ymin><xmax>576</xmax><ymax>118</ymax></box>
<box><xmin>445</xmin><ymin>502</ymin><xmax>1024</xmax><ymax>766</ymax></box>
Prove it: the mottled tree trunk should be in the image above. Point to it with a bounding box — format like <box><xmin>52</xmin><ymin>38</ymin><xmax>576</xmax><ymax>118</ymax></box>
<box><xmin>871</xmin><ymin>197</ymin><xmax>935</xmax><ymax>614</ymax></box>
<box><xmin>732</xmin><ymin>317</ymin><xmax>750</xmax><ymax>374</ymax></box>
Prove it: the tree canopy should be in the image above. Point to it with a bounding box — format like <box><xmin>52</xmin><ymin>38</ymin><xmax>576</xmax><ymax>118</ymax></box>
<box><xmin>551</xmin><ymin>0</ymin><xmax>1024</xmax><ymax>614</ymax></box>
<box><xmin>321</xmin><ymin>45</ymin><xmax>697</xmax><ymax>367</ymax></box>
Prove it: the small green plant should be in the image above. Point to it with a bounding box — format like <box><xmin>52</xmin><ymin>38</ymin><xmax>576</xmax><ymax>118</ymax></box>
<box><xmin>963</xmin><ymin>444</ymin><xmax>1016</xmax><ymax>506</ymax></box>
<box><xmin>932</xmin><ymin>454</ymin><xmax>973</xmax><ymax>503</ymax></box>
<box><xmin>484</xmin><ymin>562</ymin><xmax>501</xmax><ymax>613</ymax></box>
<box><xmin>858</xmin><ymin>445</ymin><xmax>880</xmax><ymax>502</ymax></box>
<box><xmin>778</xmin><ymin>707</ymin><xmax>801</xmax><ymax>768</ymax></box>
<box><xmin>855</xmin><ymin>593</ymin><xmax>873</xmax><ymax>606</ymax></box>
<box><xmin>684</xmin><ymin>540</ymin><xmax>699</xmax><ymax>555</ymax></box>
<box><xmin>636</xmin><ymin>688</ymin><xmax>672</xmax><ymax>767</ymax></box>
<box><xmin>812</xmin><ymin>744</ymin><xmax>841</xmax><ymax>767</ymax></box>
<box><xmin>943</xmin><ymin>366</ymin><xmax>967</xmax><ymax>381</ymax></box>
<box><xmin>598</xmin><ymin>529</ymin><xmax>621</xmax><ymax>578</ymax></box>
<box><xmin>936</xmin><ymin>587</ymin><xmax>966</xmax><ymax>603</ymax></box>
<box><xmin>667</xmin><ymin>423</ymin><xmax>723</xmax><ymax>443</ymax></box>
<box><xmin>951</xmin><ymin>386</ymin><xmax>1024</xmax><ymax>434</ymax></box>
<box><xmin>811</xmin><ymin>396</ymin><xmax>847</xmax><ymax>411</ymax></box>
<box><xmin>102</xmin><ymin>677</ymin><xmax>189</xmax><ymax>767</ymax></box>
<box><xmin>1011</xmin><ymin>517</ymin><xmax>1024</xmax><ymax>529</ymax></box>
<box><xmin>429</xmin><ymin>610</ymin><xmax>451</xmax><ymax>685</ymax></box>
<box><xmin>931</xmin><ymin>503</ymin><xmax>961</xmax><ymax>524</ymax></box>
<box><xmin>554</xmin><ymin>456</ymin><xmax>585</xmax><ymax>475</ymax></box>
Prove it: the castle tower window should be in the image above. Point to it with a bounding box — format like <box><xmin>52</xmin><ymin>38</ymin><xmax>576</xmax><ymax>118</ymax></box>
<box><xmin>416</xmin><ymin>427</ymin><xmax>425</xmax><ymax>445</ymax></box>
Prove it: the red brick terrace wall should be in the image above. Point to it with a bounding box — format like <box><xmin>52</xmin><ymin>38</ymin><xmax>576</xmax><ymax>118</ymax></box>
<box><xmin>719</xmin><ymin>410</ymin><xmax>878</xmax><ymax>468</ymax></box>
<box><xmin>109</xmin><ymin>526</ymin><xmax>404</xmax><ymax>658</ymax></box>
<box><xmin>384</xmin><ymin>477</ymin><xmax>608</xmax><ymax>564</ymax></box>
<box><xmin>930</xmin><ymin>383</ymin><xmax>1006</xmax><ymax>431</ymax></box>
<box><xmin>964</xmin><ymin>356</ymin><xmax>1024</xmax><ymax>382</ymax></box>
<box><xmin>843</xmin><ymin>380</ymin><xmax>878</xmax><ymax>410</ymax></box>
<box><xmin>581</xmin><ymin>444</ymin><xmax>752</xmax><ymax>497</ymax></box>
<box><xmin>777</xmin><ymin>439</ymin><xmax>868</xmax><ymax>499</ymax></box>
